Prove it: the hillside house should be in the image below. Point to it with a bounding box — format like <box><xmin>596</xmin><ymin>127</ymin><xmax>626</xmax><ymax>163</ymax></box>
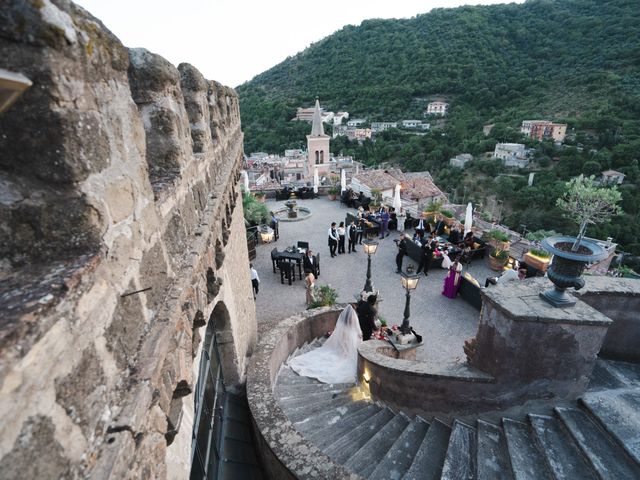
<box><xmin>599</xmin><ymin>170</ymin><xmax>625</xmax><ymax>185</ymax></box>
<box><xmin>450</xmin><ymin>153</ymin><xmax>473</xmax><ymax>168</ymax></box>
<box><xmin>371</xmin><ymin>122</ymin><xmax>398</xmax><ymax>133</ymax></box>
<box><xmin>425</xmin><ymin>101</ymin><xmax>449</xmax><ymax>116</ymax></box>
<box><xmin>347</xmin><ymin>118</ymin><xmax>366</xmax><ymax>127</ymax></box>
<box><xmin>493</xmin><ymin>143</ymin><xmax>531</xmax><ymax>168</ymax></box>
<box><xmin>521</xmin><ymin>120</ymin><xmax>567</xmax><ymax>143</ymax></box>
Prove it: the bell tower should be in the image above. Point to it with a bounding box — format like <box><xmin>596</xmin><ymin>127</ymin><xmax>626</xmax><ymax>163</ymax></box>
<box><xmin>306</xmin><ymin>98</ymin><xmax>330</xmax><ymax>176</ymax></box>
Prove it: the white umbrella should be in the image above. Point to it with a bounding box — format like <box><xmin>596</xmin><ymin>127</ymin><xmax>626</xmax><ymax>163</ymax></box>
<box><xmin>464</xmin><ymin>202</ymin><xmax>473</xmax><ymax>236</ymax></box>
<box><xmin>393</xmin><ymin>184</ymin><xmax>402</xmax><ymax>211</ymax></box>
<box><xmin>242</xmin><ymin>170</ymin><xmax>249</xmax><ymax>191</ymax></box>
<box><xmin>340</xmin><ymin>168</ymin><xmax>347</xmax><ymax>192</ymax></box>
<box><xmin>313</xmin><ymin>167</ymin><xmax>319</xmax><ymax>194</ymax></box>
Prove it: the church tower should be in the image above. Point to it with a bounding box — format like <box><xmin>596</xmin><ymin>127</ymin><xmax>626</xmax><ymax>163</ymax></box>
<box><xmin>306</xmin><ymin>98</ymin><xmax>330</xmax><ymax>177</ymax></box>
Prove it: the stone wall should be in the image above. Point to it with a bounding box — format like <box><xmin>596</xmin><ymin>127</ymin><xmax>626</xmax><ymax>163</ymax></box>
<box><xmin>0</xmin><ymin>1</ymin><xmax>255</xmax><ymax>479</ymax></box>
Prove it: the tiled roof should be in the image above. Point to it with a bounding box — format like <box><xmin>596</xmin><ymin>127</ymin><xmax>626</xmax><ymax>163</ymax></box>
<box><xmin>352</xmin><ymin>170</ymin><xmax>398</xmax><ymax>190</ymax></box>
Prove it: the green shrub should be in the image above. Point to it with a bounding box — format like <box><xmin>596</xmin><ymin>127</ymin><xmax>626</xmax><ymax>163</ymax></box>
<box><xmin>528</xmin><ymin>247</ymin><xmax>551</xmax><ymax>258</ymax></box>
<box><xmin>242</xmin><ymin>192</ymin><xmax>268</xmax><ymax>226</ymax></box>
<box><xmin>308</xmin><ymin>284</ymin><xmax>338</xmax><ymax>308</ymax></box>
<box><xmin>490</xmin><ymin>249</ymin><xmax>509</xmax><ymax>261</ymax></box>
<box><xmin>424</xmin><ymin>200</ymin><xmax>443</xmax><ymax>213</ymax></box>
<box><xmin>440</xmin><ymin>209</ymin><xmax>454</xmax><ymax>218</ymax></box>
<box><xmin>328</xmin><ymin>185</ymin><xmax>340</xmax><ymax>195</ymax></box>
<box><xmin>525</xmin><ymin>229</ymin><xmax>558</xmax><ymax>241</ymax></box>
<box><xmin>487</xmin><ymin>229</ymin><xmax>509</xmax><ymax>242</ymax></box>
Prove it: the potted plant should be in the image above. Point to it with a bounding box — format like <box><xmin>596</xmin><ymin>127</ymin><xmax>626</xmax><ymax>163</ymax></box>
<box><xmin>523</xmin><ymin>247</ymin><xmax>551</xmax><ymax>272</ymax></box>
<box><xmin>540</xmin><ymin>175</ymin><xmax>622</xmax><ymax>307</ymax></box>
<box><xmin>485</xmin><ymin>229</ymin><xmax>511</xmax><ymax>251</ymax></box>
<box><xmin>489</xmin><ymin>248</ymin><xmax>509</xmax><ymax>271</ymax></box>
<box><xmin>369</xmin><ymin>188</ymin><xmax>382</xmax><ymax>210</ymax></box>
<box><xmin>423</xmin><ymin>200</ymin><xmax>443</xmax><ymax>222</ymax></box>
<box><xmin>440</xmin><ymin>209</ymin><xmax>455</xmax><ymax>226</ymax></box>
<box><xmin>327</xmin><ymin>185</ymin><xmax>340</xmax><ymax>201</ymax></box>
<box><xmin>308</xmin><ymin>284</ymin><xmax>338</xmax><ymax>308</ymax></box>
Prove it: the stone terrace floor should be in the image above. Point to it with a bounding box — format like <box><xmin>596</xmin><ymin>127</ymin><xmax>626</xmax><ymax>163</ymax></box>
<box><xmin>252</xmin><ymin>197</ymin><xmax>494</xmax><ymax>365</ymax></box>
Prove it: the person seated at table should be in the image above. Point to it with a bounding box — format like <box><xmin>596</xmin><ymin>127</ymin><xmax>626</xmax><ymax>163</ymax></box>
<box><xmin>434</xmin><ymin>218</ymin><xmax>447</xmax><ymax>235</ymax></box>
<box><xmin>462</xmin><ymin>231</ymin><xmax>475</xmax><ymax>249</ymax></box>
<box><xmin>448</xmin><ymin>228</ymin><xmax>461</xmax><ymax>246</ymax></box>
<box><xmin>415</xmin><ymin>213</ymin><xmax>428</xmax><ymax>238</ymax></box>
<box><xmin>303</xmin><ymin>249</ymin><xmax>318</xmax><ymax>277</ymax></box>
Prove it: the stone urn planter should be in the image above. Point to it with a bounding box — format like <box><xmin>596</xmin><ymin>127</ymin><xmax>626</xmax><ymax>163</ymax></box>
<box><xmin>540</xmin><ymin>235</ymin><xmax>607</xmax><ymax>307</ymax></box>
<box><xmin>489</xmin><ymin>250</ymin><xmax>509</xmax><ymax>271</ymax></box>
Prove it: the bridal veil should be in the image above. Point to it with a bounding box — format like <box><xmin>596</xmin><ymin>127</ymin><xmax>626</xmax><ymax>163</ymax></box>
<box><xmin>288</xmin><ymin>305</ymin><xmax>362</xmax><ymax>384</ymax></box>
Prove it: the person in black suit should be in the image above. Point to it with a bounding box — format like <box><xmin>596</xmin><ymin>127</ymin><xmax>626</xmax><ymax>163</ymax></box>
<box><xmin>415</xmin><ymin>213</ymin><xmax>428</xmax><ymax>238</ymax></box>
<box><xmin>303</xmin><ymin>249</ymin><xmax>318</xmax><ymax>277</ymax></box>
<box><xmin>395</xmin><ymin>234</ymin><xmax>408</xmax><ymax>273</ymax></box>
<box><xmin>416</xmin><ymin>233</ymin><xmax>436</xmax><ymax>276</ymax></box>
<box><xmin>357</xmin><ymin>294</ymin><xmax>378</xmax><ymax>340</ymax></box>
<box><xmin>434</xmin><ymin>218</ymin><xmax>446</xmax><ymax>236</ymax></box>
<box><xmin>347</xmin><ymin>220</ymin><xmax>358</xmax><ymax>253</ymax></box>
<box><xmin>327</xmin><ymin>222</ymin><xmax>338</xmax><ymax>257</ymax></box>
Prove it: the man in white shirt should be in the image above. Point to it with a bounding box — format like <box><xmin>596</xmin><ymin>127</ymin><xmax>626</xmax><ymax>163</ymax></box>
<box><xmin>327</xmin><ymin>222</ymin><xmax>338</xmax><ymax>257</ymax></box>
<box><xmin>485</xmin><ymin>263</ymin><xmax>526</xmax><ymax>287</ymax></box>
<box><xmin>250</xmin><ymin>264</ymin><xmax>260</xmax><ymax>298</ymax></box>
<box><xmin>415</xmin><ymin>213</ymin><xmax>427</xmax><ymax>238</ymax></box>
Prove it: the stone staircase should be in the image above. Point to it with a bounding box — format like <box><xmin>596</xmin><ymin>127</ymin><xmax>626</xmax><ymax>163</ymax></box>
<box><xmin>276</xmin><ymin>340</ymin><xmax>640</xmax><ymax>479</ymax></box>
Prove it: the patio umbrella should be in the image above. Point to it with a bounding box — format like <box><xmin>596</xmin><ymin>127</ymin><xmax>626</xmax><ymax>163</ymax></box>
<box><xmin>242</xmin><ymin>170</ymin><xmax>249</xmax><ymax>191</ymax></box>
<box><xmin>313</xmin><ymin>166</ymin><xmax>319</xmax><ymax>194</ymax></box>
<box><xmin>393</xmin><ymin>184</ymin><xmax>402</xmax><ymax>211</ymax></box>
<box><xmin>340</xmin><ymin>168</ymin><xmax>347</xmax><ymax>192</ymax></box>
<box><xmin>464</xmin><ymin>202</ymin><xmax>473</xmax><ymax>236</ymax></box>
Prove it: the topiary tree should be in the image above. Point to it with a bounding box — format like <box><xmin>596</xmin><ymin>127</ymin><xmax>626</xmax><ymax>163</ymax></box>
<box><xmin>556</xmin><ymin>175</ymin><xmax>622</xmax><ymax>251</ymax></box>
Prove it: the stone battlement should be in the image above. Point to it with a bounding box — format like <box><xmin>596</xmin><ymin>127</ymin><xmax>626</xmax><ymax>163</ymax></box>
<box><xmin>0</xmin><ymin>2</ymin><xmax>254</xmax><ymax>479</ymax></box>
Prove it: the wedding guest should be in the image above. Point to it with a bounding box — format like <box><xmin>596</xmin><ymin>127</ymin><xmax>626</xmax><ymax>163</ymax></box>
<box><xmin>327</xmin><ymin>222</ymin><xmax>338</xmax><ymax>257</ymax></box>
<box><xmin>415</xmin><ymin>213</ymin><xmax>427</xmax><ymax>238</ymax></box>
<box><xmin>303</xmin><ymin>249</ymin><xmax>318</xmax><ymax>277</ymax></box>
<box><xmin>356</xmin><ymin>219</ymin><xmax>365</xmax><ymax>244</ymax></box>
<box><xmin>395</xmin><ymin>234</ymin><xmax>408</xmax><ymax>273</ymax></box>
<box><xmin>250</xmin><ymin>264</ymin><xmax>260</xmax><ymax>298</ymax></box>
<box><xmin>337</xmin><ymin>221</ymin><xmax>346</xmax><ymax>254</ymax></box>
<box><xmin>347</xmin><ymin>220</ymin><xmax>358</xmax><ymax>253</ymax></box>
<box><xmin>397</xmin><ymin>208</ymin><xmax>406</xmax><ymax>232</ymax></box>
<box><xmin>305</xmin><ymin>272</ymin><xmax>316</xmax><ymax>305</ymax></box>
<box><xmin>416</xmin><ymin>232</ymin><xmax>436</xmax><ymax>276</ymax></box>
<box><xmin>442</xmin><ymin>256</ymin><xmax>463</xmax><ymax>298</ymax></box>
<box><xmin>379</xmin><ymin>208</ymin><xmax>390</xmax><ymax>239</ymax></box>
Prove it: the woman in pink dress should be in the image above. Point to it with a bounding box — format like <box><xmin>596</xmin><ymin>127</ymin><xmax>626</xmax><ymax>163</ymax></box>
<box><xmin>442</xmin><ymin>256</ymin><xmax>463</xmax><ymax>298</ymax></box>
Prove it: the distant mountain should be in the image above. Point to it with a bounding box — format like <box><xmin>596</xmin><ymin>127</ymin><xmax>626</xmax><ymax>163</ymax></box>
<box><xmin>237</xmin><ymin>0</ymin><xmax>640</xmax><ymax>154</ymax></box>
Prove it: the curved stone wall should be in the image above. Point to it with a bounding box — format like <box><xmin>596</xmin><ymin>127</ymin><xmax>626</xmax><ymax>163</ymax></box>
<box><xmin>246</xmin><ymin>305</ymin><xmax>359</xmax><ymax>480</ymax></box>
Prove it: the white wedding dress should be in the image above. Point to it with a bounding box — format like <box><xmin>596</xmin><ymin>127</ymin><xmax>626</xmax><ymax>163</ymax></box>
<box><xmin>288</xmin><ymin>305</ymin><xmax>362</xmax><ymax>384</ymax></box>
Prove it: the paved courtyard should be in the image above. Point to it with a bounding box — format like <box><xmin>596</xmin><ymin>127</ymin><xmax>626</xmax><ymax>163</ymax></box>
<box><xmin>252</xmin><ymin>197</ymin><xmax>494</xmax><ymax>365</ymax></box>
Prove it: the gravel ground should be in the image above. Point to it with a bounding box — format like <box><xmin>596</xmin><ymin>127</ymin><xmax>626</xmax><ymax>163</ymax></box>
<box><xmin>251</xmin><ymin>197</ymin><xmax>495</xmax><ymax>365</ymax></box>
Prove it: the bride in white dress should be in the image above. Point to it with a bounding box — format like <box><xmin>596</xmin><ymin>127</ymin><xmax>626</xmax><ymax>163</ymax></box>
<box><xmin>288</xmin><ymin>305</ymin><xmax>362</xmax><ymax>384</ymax></box>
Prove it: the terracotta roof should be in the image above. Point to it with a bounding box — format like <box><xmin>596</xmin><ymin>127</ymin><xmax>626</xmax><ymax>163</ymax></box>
<box><xmin>401</xmin><ymin>177</ymin><xmax>446</xmax><ymax>200</ymax></box>
<box><xmin>352</xmin><ymin>170</ymin><xmax>398</xmax><ymax>190</ymax></box>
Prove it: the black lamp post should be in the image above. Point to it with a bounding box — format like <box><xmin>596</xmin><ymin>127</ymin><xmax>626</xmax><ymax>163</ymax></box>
<box><xmin>362</xmin><ymin>239</ymin><xmax>379</xmax><ymax>293</ymax></box>
<box><xmin>399</xmin><ymin>271</ymin><xmax>420</xmax><ymax>335</ymax></box>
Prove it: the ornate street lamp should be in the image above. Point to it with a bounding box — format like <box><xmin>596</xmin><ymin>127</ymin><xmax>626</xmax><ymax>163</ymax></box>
<box><xmin>362</xmin><ymin>239</ymin><xmax>379</xmax><ymax>293</ymax></box>
<box><xmin>399</xmin><ymin>271</ymin><xmax>420</xmax><ymax>335</ymax></box>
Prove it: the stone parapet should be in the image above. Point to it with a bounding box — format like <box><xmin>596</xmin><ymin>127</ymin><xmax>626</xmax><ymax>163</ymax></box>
<box><xmin>574</xmin><ymin>276</ymin><xmax>640</xmax><ymax>361</ymax></box>
<box><xmin>247</xmin><ymin>305</ymin><xmax>359</xmax><ymax>480</ymax></box>
<box><xmin>0</xmin><ymin>1</ymin><xmax>253</xmax><ymax>479</ymax></box>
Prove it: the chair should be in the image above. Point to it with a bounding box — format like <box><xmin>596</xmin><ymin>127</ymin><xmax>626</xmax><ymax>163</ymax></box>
<box><xmin>271</xmin><ymin>247</ymin><xmax>279</xmax><ymax>273</ymax></box>
<box><xmin>279</xmin><ymin>261</ymin><xmax>294</xmax><ymax>285</ymax></box>
<box><xmin>297</xmin><ymin>241</ymin><xmax>309</xmax><ymax>251</ymax></box>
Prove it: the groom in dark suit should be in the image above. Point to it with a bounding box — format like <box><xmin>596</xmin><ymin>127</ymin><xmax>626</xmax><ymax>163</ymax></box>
<box><xmin>303</xmin><ymin>250</ymin><xmax>318</xmax><ymax>277</ymax></box>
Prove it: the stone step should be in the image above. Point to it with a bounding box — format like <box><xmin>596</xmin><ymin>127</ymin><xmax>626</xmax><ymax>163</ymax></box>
<box><xmin>555</xmin><ymin>406</ymin><xmax>640</xmax><ymax>479</ymax></box>
<box><xmin>441</xmin><ymin>419</ymin><xmax>477</xmax><ymax>480</ymax></box>
<box><xmin>588</xmin><ymin>359</ymin><xmax>627</xmax><ymax>391</ymax></box>
<box><xmin>403</xmin><ymin>418</ymin><xmax>452</xmax><ymax>480</ymax></box>
<box><xmin>476</xmin><ymin>419</ymin><xmax>514</xmax><ymax>480</ymax></box>
<box><xmin>579</xmin><ymin>388</ymin><xmax>640</xmax><ymax>466</ymax></box>
<box><xmin>528</xmin><ymin>414</ymin><xmax>597</xmax><ymax>479</ymax></box>
<box><xmin>287</xmin><ymin>392</ymin><xmax>352</xmax><ymax>423</ymax></box>
<box><xmin>369</xmin><ymin>416</ymin><xmax>430</xmax><ymax>480</ymax></box>
<box><xmin>344</xmin><ymin>413</ymin><xmax>411</xmax><ymax>478</ymax></box>
<box><xmin>295</xmin><ymin>399</ymin><xmax>371</xmax><ymax>435</ymax></box>
<box><xmin>277</xmin><ymin>366</ymin><xmax>320</xmax><ymax>386</ymax></box>
<box><xmin>276</xmin><ymin>380</ymin><xmax>354</xmax><ymax>402</ymax></box>
<box><xmin>502</xmin><ymin>418</ymin><xmax>552</xmax><ymax>480</ymax></box>
<box><xmin>307</xmin><ymin>403</ymin><xmax>382</xmax><ymax>450</ymax></box>
<box><xmin>605</xmin><ymin>360</ymin><xmax>640</xmax><ymax>386</ymax></box>
<box><xmin>323</xmin><ymin>407</ymin><xmax>394</xmax><ymax>461</ymax></box>
<box><xmin>278</xmin><ymin>387</ymin><xmax>351</xmax><ymax>409</ymax></box>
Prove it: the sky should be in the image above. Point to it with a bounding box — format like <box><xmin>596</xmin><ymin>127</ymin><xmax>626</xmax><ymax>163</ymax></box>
<box><xmin>75</xmin><ymin>0</ymin><xmax>523</xmax><ymax>88</ymax></box>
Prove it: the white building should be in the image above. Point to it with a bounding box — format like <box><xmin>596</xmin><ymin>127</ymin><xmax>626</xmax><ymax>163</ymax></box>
<box><xmin>333</xmin><ymin>111</ymin><xmax>349</xmax><ymax>125</ymax></box>
<box><xmin>371</xmin><ymin>122</ymin><xmax>398</xmax><ymax>133</ymax></box>
<box><xmin>493</xmin><ymin>143</ymin><xmax>531</xmax><ymax>168</ymax></box>
<box><xmin>450</xmin><ymin>153</ymin><xmax>473</xmax><ymax>168</ymax></box>
<box><xmin>426</xmin><ymin>101</ymin><xmax>449</xmax><ymax>116</ymax></box>
<box><xmin>401</xmin><ymin>120</ymin><xmax>430</xmax><ymax>130</ymax></box>
<box><xmin>599</xmin><ymin>170</ymin><xmax>625</xmax><ymax>185</ymax></box>
<box><xmin>347</xmin><ymin>118</ymin><xmax>366</xmax><ymax>127</ymax></box>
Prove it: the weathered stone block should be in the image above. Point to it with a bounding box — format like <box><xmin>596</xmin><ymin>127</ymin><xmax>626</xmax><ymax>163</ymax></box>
<box><xmin>106</xmin><ymin>282</ymin><xmax>147</xmax><ymax>370</ymax></box>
